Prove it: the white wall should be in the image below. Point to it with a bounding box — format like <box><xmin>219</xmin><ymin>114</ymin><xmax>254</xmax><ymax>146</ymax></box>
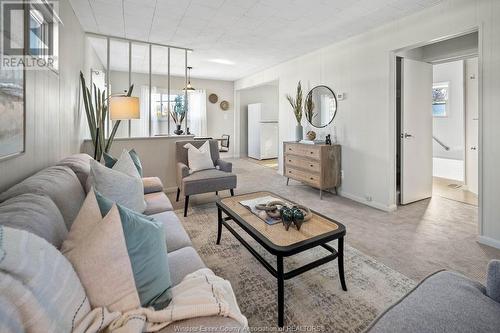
<box><xmin>237</xmin><ymin>84</ymin><xmax>279</xmax><ymax>156</ymax></box>
<box><xmin>0</xmin><ymin>0</ymin><xmax>86</xmax><ymax>192</ymax></box>
<box><xmin>234</xmin><ymin>0</ymin><xmax>500</xmax><ymax>248</ymax></box>
<box><xmin>432</xmin><ymin>60</ymin><xmax>464</xmax><ymax>162</ymax></box>
<box><xmin>107</xmin><ymin>71</ymin><xmax>235</xmax><ymax>155</ymax></box>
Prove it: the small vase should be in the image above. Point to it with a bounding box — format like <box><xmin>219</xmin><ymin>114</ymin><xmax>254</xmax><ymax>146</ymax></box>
<box><xmin>295</xmin><ymin>124</ymin><xmax>303</xmax><ymax>141</ymax></box>
<box><xmin>174</xmin><ymin>124</ymin><xmax>183</xmax><ymax>135</ymax></box>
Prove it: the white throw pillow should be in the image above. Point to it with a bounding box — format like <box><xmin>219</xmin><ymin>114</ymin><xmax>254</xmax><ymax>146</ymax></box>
<box><xmin>184</xmin><ymin>141</ymin><xmax>215</xmax><ymax>173</ymax></box>
<box><xmin>88</xmin><ymin>151</ymin><xmax>146</xmax><ymax>213</ymax></box>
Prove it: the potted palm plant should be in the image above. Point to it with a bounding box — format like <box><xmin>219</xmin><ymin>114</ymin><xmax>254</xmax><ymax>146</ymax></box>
<box><xmin>79</xmin><ymin>72</ymin><xmax>134</xmax><ymax>161</ymax></box>
<box><xmin>286</xmin><ymin>81</ymin><xmax>303</xmax><ymax>141</ymax></box>
<box><xmin>171</xmin><ymin>95</ymin><xmax>186</xmax><ymax>135</ymax></box>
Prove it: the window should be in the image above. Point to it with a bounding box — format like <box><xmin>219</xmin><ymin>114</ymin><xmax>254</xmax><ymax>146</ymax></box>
<box><xmin>432</xmin><ymin>82</ymin><xmax>448</xmax><ymax>117</ymax></box>
<box><xmin>28</xmin><ymin>1</ymin><xmax>59</xmax><ymax>71</ymax></box>
<box><xmin>151</xmin><ymin>90</ymin><xmax>186</xmax><ymax>136</ymax></box>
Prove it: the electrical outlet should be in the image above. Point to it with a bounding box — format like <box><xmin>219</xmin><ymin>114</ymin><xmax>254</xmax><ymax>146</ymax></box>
<box><xmin>340</xmin><ymin>170</ymin><xmax>344</xmax><ymax>179</ymax></box>
<box><xmin>337</xmin><ymin>93</ymin><xmax>346</xmax><ymax>101</ymax></box>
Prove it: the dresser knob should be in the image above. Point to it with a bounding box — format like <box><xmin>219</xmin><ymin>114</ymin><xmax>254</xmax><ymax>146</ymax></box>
<box><xmin>310</xmin><ymin>164</ymin><xmax>314</xmax><ymax>167</ymax></box>
<box><xmin>310</xmin><ymin>151</ymin><xmax>313</xmax><ymax>154</ymax></box>
<box><xmin>310</xmin><ymin>177</ymin><xmax>314</xmax><ymax>180</ymax></box>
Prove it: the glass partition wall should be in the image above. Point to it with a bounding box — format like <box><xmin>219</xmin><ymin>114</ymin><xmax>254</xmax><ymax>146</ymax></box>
<box><xmin>84</xmin><ymin>33</ymin><xmax>191</xmax><ymax>139</ymax></box>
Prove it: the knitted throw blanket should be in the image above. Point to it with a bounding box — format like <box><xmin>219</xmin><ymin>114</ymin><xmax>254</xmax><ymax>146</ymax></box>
<box><xmin>75</xmin><ymin>268</ymin><xmax>248</xmax><ymax>333</ymax></box>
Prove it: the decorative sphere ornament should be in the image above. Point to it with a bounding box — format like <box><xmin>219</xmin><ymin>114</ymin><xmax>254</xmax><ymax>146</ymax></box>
<box><xmin>280</xmin><ymin>207</ymin><xmax>294</xmax><ymax>231</ymax></box>
<box><xmin>306</xmin><ymin>130</ymin><xmax>316</xmax><ymax>141</ymax></box>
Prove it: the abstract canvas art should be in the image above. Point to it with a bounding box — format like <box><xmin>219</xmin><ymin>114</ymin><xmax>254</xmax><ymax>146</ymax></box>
<box><xmin>0</xmin><ymin>68</ymin><xmax>24</xmax><ymax>159</ymax></box>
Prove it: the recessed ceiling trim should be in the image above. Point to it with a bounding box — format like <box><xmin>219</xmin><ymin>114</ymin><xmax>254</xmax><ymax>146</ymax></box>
<box><xmin>85</xmin><ymin>32</ymin><xmax>193</xmax><ymax>52</ymax></box>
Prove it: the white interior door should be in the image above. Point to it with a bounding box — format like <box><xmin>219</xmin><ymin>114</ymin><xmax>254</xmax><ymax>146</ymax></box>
<box><xmin>465</xmin><ymin>57</ymin><xmax>479</xmax><ymax>194</ymax></box>
<box><xmin>401</xmin><ymin>58</ymin><xmax>433</xmax><ymax>204</ymax></box>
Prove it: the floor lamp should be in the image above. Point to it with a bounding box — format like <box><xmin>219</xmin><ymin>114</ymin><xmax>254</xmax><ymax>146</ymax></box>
<box><xmin>94</xmin><ymin>96</ymin><xmax>140</xmax><ymax>160</ymax></box>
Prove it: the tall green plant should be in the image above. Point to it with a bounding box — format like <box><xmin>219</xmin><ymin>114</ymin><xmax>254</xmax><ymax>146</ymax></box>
<box><xmin>79</xmin><ymin>71</ymin><xmax>134</xmax><ymax>161</ymax></box>
<box><xmin>286</xmin><ymin>81</ymin><xmax>303</xmax><ymax>125</ymax></box>
<box><xmin>304</xmin><ymin>91</ymin><xmax>315</xmax><ymax>123</ymax></box>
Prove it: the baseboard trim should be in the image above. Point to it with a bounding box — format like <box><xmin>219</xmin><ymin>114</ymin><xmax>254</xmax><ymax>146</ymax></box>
<box><xmin>478</xmin><ymin>236</ymin><xmax>500</xmax><ymax>250</ymax></box>
<box><xmin>339</xmin><ymin>191</ymin><xmax>397</xmax><ymax>212</ymax></box>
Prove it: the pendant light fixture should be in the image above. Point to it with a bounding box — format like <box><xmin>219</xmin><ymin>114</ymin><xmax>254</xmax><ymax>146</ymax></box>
<box><xmin>183</xmin><ymin>66</ymin><xmax>195</xmax><ymax>91</ymax></box>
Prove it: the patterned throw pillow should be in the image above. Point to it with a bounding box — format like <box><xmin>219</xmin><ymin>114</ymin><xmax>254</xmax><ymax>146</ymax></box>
<box><xmin>94</xmin><ymin>190</ymin><xmax>172</xmax><ymax>310</ymax></box>
<box><xmin>0</xmin><ymin>226</ymin><xmax>91</xmax><ymax>332</ymax></box>
<box><xmin>88</xmin><ymin>150</ymin><xmax>146</xmax><ymax>213</ymax></box>
<box><xmin>61</xmin><ymin>191</ymin><xmax>140</xmax><ymax>312</ymax></box>
<box><xmin>104</xmin><ymin>149</ymin><xmax>143</xmax><ymax>176</ymax></box>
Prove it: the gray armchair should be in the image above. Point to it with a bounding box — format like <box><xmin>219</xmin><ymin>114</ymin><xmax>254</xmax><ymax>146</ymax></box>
<box><xmin>175</xmin><ymin>140</ymin><xmax>237</xmax><ymax>216</ymax></box>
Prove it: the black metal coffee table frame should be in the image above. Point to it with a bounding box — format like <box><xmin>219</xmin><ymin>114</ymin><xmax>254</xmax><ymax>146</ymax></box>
<box><xmin>216</xmin><ymin>195</ymin><xmax>347</xmax><ymax>328</ymax></box>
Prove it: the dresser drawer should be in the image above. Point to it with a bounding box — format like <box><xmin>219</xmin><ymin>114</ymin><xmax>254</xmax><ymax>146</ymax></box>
<box><xmin>285</xmin><ymin>155</ymin><xmax>321</xmax><ymax>173</ymax></box>
<box><xmin>284</xmin><ymin>143</ymin><xmax>320</xmax><ymax>159</ymax></box>
<box><xmin>286</xmin><ymin>167</ymin><xmax>321</xmax><ymax>187</ymax></box>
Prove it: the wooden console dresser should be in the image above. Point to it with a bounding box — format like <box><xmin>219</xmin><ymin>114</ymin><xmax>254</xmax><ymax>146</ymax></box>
<box><xmin>283</xmin><ymin>141</ymin><xmax>341</xmax><ymax>199</ymax></box>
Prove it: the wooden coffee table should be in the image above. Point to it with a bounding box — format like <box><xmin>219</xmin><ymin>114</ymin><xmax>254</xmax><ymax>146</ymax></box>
<box><xmin>216</xmin><ymin>191</ymin><xmax>347</xmax><ymax>327</ymax></box>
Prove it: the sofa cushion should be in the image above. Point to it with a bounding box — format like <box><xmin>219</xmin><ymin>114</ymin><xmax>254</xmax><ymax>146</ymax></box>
<box><xmin>367</xmin><ymin>271</ymin><xmax>500</xmax><ymax>333</ymax></box>
<box><xmin>182</xmin><ymin>169</ymin><xmax>237</xmax><ymax>196</ymax></box>
<box><xmin>95</xmin><ymin>191</ymin><xmax>172</xmax><ymax>310</ymax></box>
<box><xmin>150</xmin><ymin>211</ymin><xmax>192</xmax><ymax>252</ymax></box>
<box><xmin>143</xmin><ymin>176</ymin><xmax>164</xmax><ymax>194</ymax></box>
<box><xmin>56</xmin><ymin>153</ymin><xmax>92</xmax><ymax>187</ymax></box>
<box><xmin>62</xmin><ymin>192</ymin><xmax>140</xmax><ymax>312</ymax></box>
<box><xmin>168</xmin><ymin>246</ymin><xmax>206</xmax><ymax>286</ymax></box>
<box><xmin>486</xmin><ymin>260</ymin><xmax>500</xmax><ymax>303</ymax></box>
<box><xmin>144</xmin><ymin>192</ymin><xmax>173</xmax><ymax>215</ymax></box>
<box><xmin>88</xmin><ymin>157</ymin><xmax>146</xmax><ymax>213</ymax></box>
<box><xmin>0</xmin><ymin>226</ymin><xmax>91</xmax><ymax>332</ymax></box>
<box><xmin>0</xmin><ymin>166</ymin><xmax>86</xmax><ymax>229</ymax></box>
<box><xmin>0</xmin><ymin>194</ymin><xmax>67</xmax><ymax>248</ymax></box>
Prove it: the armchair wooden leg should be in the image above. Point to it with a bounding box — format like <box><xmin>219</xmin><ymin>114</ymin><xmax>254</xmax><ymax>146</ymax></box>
<box><xmin>184</xmin><ymin>196</ymin><xmax>189</xmax><ymax>217</ymax></box>
<box><xmin>176</xmin><ymin>188</ymin><xmax>180</xmax><ymax>202</ymax></box>
<box><xmin>216</xmin><ymin>191</ymin><xmax>218</xmax><ymax>196</ymax></box>
<box><xmin>230</xmin><ymin>189</ymin><xmax>234</xmax><ymax>196</ymax></box>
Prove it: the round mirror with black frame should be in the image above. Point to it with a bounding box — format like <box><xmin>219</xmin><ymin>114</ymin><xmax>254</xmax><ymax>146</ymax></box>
<box><xmin>304</xmin><ymin>85</ymin><xmax>338</xmax><ymax>128</ymax></box>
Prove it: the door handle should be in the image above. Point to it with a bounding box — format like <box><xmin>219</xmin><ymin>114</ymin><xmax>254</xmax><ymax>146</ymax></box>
<box><xmin>402</xmin><ymin>133</ymin><xmax>413</xmax><ymax>138</ymax></box>
<box><xmin>470</xmin><ymin>146</ymin><xmax>477</xmax><ymax>150</ymax></box>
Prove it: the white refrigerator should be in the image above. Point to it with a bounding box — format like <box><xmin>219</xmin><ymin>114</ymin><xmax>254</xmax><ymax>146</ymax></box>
<box><xmin>247</xmin><ymin>103</ymin><xmax>278</xmax><ymax>160</ymax></box>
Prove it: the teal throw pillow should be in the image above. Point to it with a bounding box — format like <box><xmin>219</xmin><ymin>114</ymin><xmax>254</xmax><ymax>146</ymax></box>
<box><xmin>94</xmin><ymin>190</ymin><xmax>172</xmax><ymax>310</ymax></box>
<box><xmin>104</xmin><ymin>149</ymin><xmax>143</xmax><ymax>177</ymax></box>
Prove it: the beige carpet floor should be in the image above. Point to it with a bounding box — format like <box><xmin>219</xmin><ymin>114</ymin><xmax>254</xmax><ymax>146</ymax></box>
<box><xmin>177</xmin><ymin>204</ymin><xmax>416</xmax><ymax>332</ymax></box>
<box><xmin>168</xmin><ymin>158</ymin><xmax>500</xmax><ymax>283</ymax></box>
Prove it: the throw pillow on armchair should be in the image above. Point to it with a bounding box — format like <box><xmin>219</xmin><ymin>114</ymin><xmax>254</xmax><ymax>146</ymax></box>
<box><xmin>184</xmin><ymin>140</ymin><xmax>215</xmax><ymax>173</ymax></box>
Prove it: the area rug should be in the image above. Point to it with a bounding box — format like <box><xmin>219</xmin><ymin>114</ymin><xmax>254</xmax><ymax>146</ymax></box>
<box><xmin>176</xmin><ymin>204</ymin><xmax>416</xmax><ymax>332</ymax></box>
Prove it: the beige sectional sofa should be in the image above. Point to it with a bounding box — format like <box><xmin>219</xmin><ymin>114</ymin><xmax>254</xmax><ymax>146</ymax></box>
<box><xmin>0</xmin><ymin>153</ymin><xmax>243</xmax><ymax>332</ymax></box>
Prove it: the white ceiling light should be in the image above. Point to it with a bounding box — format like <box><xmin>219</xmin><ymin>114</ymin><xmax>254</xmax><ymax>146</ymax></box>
<box><xmin>209</xmin><ymin>58</ymin><xmax>235</xmax><ymax>65</ymax></box>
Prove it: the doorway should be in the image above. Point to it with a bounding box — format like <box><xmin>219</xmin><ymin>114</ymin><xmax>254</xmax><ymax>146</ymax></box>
<box><xmin>396</xmin><ymin>31</ymin><xmax>479</xmax><ymax>207</ymax></box>
<box><xmin>236</xmin><ymin>81</ymin><xmax>279</xmax><ymax>167</ymax></box>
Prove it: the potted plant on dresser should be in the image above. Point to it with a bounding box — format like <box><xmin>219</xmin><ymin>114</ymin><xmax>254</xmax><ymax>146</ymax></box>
<box><xmin>286</xmin><ymin>81</ymin><xmax>303</xmax><ymax>141</ymax></box>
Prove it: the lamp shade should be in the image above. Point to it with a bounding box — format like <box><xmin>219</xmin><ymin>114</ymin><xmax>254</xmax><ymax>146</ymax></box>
<box><xmin>109</xmin><ymin>96</ymin><xmax>140</xmax><ymax>120</ymax></box>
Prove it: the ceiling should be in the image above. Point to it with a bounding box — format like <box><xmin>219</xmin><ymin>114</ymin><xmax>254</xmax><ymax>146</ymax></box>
<box><xmin>70</xmin><ymin>0</ymin><xmax>444</xmax><ymax>81</ymax></box>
